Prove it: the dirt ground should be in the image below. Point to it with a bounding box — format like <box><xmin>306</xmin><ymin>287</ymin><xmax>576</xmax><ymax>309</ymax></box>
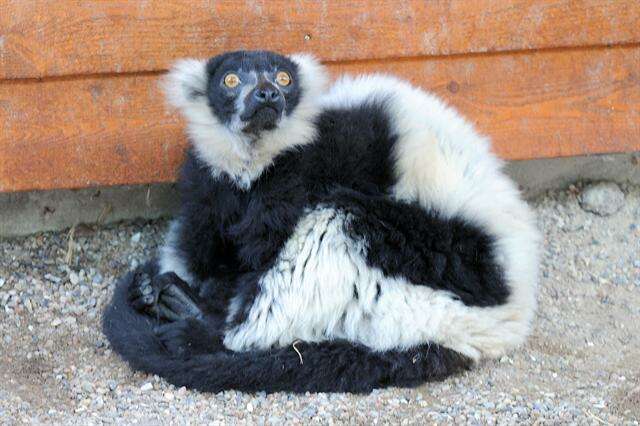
<box><xmin>1</xmin><ymin>184</ymin><xmax>639</xmax><ymax>425</ymax></box>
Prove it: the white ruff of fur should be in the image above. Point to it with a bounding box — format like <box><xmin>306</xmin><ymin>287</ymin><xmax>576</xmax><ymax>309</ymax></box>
<box><xmin>162</xmin><ymin>54</ymin><xmax>328</xmax><ymax>190</ymax></box>
<box><xmin>224</xmin><ymin>73</ymin><xmax>540</xmax><ymax>361</ymax></box>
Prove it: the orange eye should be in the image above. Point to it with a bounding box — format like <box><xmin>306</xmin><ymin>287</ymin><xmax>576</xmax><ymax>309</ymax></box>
<box><xmin>276</xmin><ymin>71</ymin><xmax>291</xmax><ymax>86</ymax></box>
<box><xmin>223</xmin><ymin>73</ymin><xmax>241</xmax><ymax>88</ymax></box>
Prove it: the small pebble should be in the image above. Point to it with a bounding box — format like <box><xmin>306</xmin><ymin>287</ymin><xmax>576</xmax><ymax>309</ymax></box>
<box><xmin>140</xmin><ymin>383</ymin><xmax>153</xmax><ymax>392</ymax></box>
<box><xmin>579</xmin><ymin>182</ymin><xmax>625</xmax><ymax>216</ymax></box>
<box><xmin>69</xmin><ymin>272</ymin><xmax>80</xmax><ymax>286</ymax></box>
<box><xmin>44</xmin><ymin>274</ymin><xmax>62</xmax><ymax>284</ymax></box>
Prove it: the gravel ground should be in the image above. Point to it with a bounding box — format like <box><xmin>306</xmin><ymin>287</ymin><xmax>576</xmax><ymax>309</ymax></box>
<box><xmin>1</xmin><ymin>183</ymin><xmax>639</xmax><ymax>425</ymax></box>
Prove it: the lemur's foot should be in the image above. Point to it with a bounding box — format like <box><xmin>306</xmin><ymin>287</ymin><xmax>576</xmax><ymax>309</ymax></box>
<box><xmin>154</xmin><ymin>319</ymin><xmax>223</xmax><ymax>358</ymax></box>
<box><xmin>128</xmin><ymin>271</ymin><xmax>203</xmax><ymax>322</ymax></box>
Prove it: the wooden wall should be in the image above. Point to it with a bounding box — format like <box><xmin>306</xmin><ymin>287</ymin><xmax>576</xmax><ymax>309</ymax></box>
<box><xmin>1</xmin><ymin>0</ymin><xmax>639</xmax><ymax>192</ymax></box>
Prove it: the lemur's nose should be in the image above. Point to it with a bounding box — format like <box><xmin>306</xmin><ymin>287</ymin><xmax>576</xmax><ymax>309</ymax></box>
<box><xmin>254</xmin><ymin>83</ymin><xmax>281</xmax><ymax>103</ymax></box>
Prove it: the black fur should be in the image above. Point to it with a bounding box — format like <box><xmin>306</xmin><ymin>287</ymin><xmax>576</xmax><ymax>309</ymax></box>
<box><xmin>103</xmin><ymin>53</ymin><xmax>507</xmax><ymax>393</ymax></box>
<box><xmin>103</xmin><ymin>263</ymin><xmax>472</xmax><ymax>394</ymax></box>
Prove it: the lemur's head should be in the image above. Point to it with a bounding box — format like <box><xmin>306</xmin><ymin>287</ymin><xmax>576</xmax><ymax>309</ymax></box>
<box><xmin>164</xmin><ymin>50</ymin><xmax>328</xmax><ymax>188</ymax></box>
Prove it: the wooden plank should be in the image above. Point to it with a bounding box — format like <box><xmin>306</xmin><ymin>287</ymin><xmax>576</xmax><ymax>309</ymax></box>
<box><xmin>0</xmin><ymin>73</ymin><xmax>184</xmax><ymax>192</ymax></box>
<box><xmin>334</xmin><ymin>45</ymin><xmax>640</xmax><ymax>160</ymax></box>
<box><xmin>1</xmin><ymin>45</ymin><xmax>638</xmax><ymax>192</ymax></box>
<box><xmin>1</xmin><ymin>0</ymin><xmax>639</xmax><ymax>80</ymax></box>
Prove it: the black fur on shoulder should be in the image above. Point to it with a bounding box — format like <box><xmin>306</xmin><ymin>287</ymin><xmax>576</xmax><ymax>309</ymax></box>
<box><xmin>102</xmin><ymin>263</ymin><xmax>472</xmax><ymax>394</ymax></box>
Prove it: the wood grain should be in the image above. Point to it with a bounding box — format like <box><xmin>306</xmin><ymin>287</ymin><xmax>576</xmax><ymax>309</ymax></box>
<box><xmin>0</xmin><ymin>74</ymin><xmax>184</xmax><ymax>192</ymax></box>
<box><xmin>1</xmin><ymin>0</ymin><xmax>639</xmax><ymax>79</ymax></box>
<box><xmin>335</xmin><ymin>46</ymin><xmax>640</xmax><ymax>160</ymax></box>
<box><xmin>1</xmin><ymin>45</ymin><xmax>638</xmax><ymax>192</ymax></box>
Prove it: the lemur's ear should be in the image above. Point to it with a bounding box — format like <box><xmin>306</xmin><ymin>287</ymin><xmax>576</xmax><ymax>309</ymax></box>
<box><xmin>288</xmin><ymin>53</ymin><xmax>329</xmax><ymax>98</ymax></box>
<box><xmin>162</xmin><ymin>59</ymin><xmax>208</xmax><ymax>111</ymax></box>
<box><xmin>163</xmin><ymin>52</ymin><xmax>237</xmax><ymax>111</ymax></box>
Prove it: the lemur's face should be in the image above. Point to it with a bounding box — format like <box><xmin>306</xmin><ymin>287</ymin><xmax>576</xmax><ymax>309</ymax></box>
<box><xmin>164</xmin><ymin>50</ymin><xmax>327</xmax><ymax>187</ymax></box>
<box><xmin>205</xmin><ymin>51</ymin><xmax>301</xmax><ymax>137</ymax></box>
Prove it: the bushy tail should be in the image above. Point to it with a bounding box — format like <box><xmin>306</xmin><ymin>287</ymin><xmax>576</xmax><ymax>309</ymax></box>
<box><xmin>102</xmin><ymin>266</ymin><xmax>471</xmax><ymax>394</ymax></box>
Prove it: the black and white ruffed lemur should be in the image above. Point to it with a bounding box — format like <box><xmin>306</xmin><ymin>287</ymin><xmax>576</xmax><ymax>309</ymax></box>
<box><xmin>103</xmin><ymin>50</ymin><xmax>540</xmax><ymax>393</ymax></box>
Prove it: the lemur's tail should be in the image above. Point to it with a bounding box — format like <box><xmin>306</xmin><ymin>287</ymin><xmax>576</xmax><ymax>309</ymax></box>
<box><xmin>102</xmin><ymin>266</ymin><xmax>471</xmax><ymax>394</ymax></box>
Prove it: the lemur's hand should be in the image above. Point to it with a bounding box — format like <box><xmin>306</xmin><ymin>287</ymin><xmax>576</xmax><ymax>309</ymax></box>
<box><xmin>128</xmin><ymin>271</ymin><xmax>204</xmax><ymax>322</ymax></box>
